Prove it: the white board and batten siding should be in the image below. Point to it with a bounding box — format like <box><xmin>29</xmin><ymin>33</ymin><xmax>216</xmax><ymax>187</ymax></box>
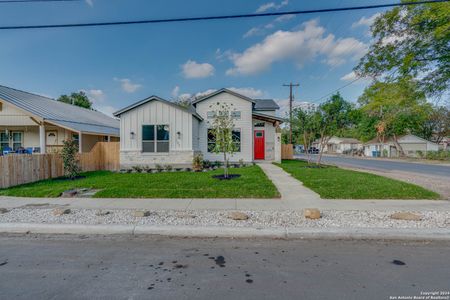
<box><xmin>119</xmin><ymin>100</ymin><xmax>196</xmax><ymax>168</ymax></box>
<box><xmin>196</xmin><ymin>92</ymin><xmax>253</xmax><ymax>162</ymax></box>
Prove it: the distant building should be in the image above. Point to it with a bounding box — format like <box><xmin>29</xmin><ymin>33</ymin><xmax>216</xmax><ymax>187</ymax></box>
<box><xmin>363</xmin><ymin>134</ymin><xmax>439</xmax><ymax>158</ymax></box>
<box><xmin>296</xmin><ymin>101</ymin><xmax>317</xmax><ymax>113</ymax></box>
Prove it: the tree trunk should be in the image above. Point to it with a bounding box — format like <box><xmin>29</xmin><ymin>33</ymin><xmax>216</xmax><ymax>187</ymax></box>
<box><xmin>223</xmin><ymin>152</ymin><xmax>228</xmax><ymax>178</ymax></box>
<box><xmin>303</xmin><ymin>133</ymin><xmax>311</xmax><ymax>164</ymax></box>
<box><xmin>392</xmin><ymin>134</ymin><xmax>406</xmax><ymax>157</ymax></box>
<box><xmin>317</xmin><ymin>134</ymin><xmax>329</xmax><ymax>166</ymax></box>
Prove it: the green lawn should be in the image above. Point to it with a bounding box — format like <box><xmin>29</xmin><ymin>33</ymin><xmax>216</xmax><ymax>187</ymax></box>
<box><xmin>276</xmin><ymin>160</ymin><xmax>440</xmax><ymax>199</ymax></box>
<box><xmin>0</xmin><ymin>166</ymin><xmax>280</xmax><ymax>198</ymax></box>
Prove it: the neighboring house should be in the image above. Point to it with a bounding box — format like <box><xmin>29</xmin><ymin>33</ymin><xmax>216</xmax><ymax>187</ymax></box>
<box><xmin>363</xmin><ymin>134</ymin><xmax>439</xmax><ymax>157</ymax></box>
<box><xmin>313</xmin><ymin>136</ymin><xmax>363</xmax><ymax>154</ymax></box>
<box><xmin>0</xmin><ymin>85</ymin><xmax>119</xmax><ymax>153</ymax></box>
<box><xmin>113</xmin><ymin>88</ymin><xmax>283</xmax><ymax>168</ymax></box>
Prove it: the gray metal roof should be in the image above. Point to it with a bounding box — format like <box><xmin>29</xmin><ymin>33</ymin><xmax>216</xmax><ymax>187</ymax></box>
<box><xmin>113</xmin><ymin>95</ymin><xmax>203</xmax><ymax>120</ymax></box>
<box><xmin>253</xmin><ymin>99</ymin><xmax>279</xmax><ymax>111</ymax></box>
<box><xmin>0</xmin><ymin>85</ymin><xmax>119</xmax><ymax>136</ymax></box>
<box><xmin>192</xmin><ymin>88</ymin><xmax>255</xmax><ymax>105</ymax></box>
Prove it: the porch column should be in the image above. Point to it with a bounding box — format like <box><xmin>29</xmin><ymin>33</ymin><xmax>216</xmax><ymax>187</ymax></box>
<box><xmin>39</xmin><ymin>124</ymin><xmax>46</xmax><ymax>154</ymax></box>
<box><xmin>78</xmin><ymin>132</ymin><xmax>82</xmax><ymax>153</ymax></box>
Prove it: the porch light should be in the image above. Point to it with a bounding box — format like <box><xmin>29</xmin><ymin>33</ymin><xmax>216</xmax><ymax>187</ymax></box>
<box><xmin>177</xmin><ymin>131</ymin><xmax>181</xmax><ymax>139</ymax></box>
<box><xmin>130</xmin><ymin>131</ymin><xmax>135</xmax><ymax>139</ymax></box>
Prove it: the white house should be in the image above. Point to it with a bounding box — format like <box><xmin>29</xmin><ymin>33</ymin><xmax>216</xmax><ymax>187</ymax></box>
<box><xmin>0</xmin><ymin>85</ymin><xmax>119</xmax><ymax>154</ymax></box>
<box><xmin>312</xmin><ymin>136</ymin><xmax>363</xmax><ymax>154</ymax></box>
<box><xmin>113</xmin><ymin>89</ymin><xmax>283</xmax><ymax>168</ymax></box>
<box><xmin>364</xmin><ymin>134</ymin><xmax>439</xmax><ymax>157</ymax></box>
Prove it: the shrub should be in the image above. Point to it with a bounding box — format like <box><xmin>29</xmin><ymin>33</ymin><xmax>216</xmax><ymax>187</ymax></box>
<box><xmin>382</xmin><ymin>149</ymin><xmax>388</xmax><ymax>157</ymax></box>
<box><xmin>203</xmin><ymin>159</ymin><xmax>211</xmax><ymax>169</ymax></box>
<box><xmin>61</xmin><ymin>139</ymin><xmax>80</xmax><ymax>179</ymax></box>
<box><xmin>164</xmin><ymin>164</ymin><xmax>173</xmax><ymax>171</ymax></box>
<box><xmin>132</xmin><ymin>165</ymin><xmax>143</xmax><ymax>173</ymax></box>
<box><xmin>155</xmin><ymin>164</ymin><xmax>163</xmax><ymax>172</ymax></box>
<box><xmin>239</xmin><ymin>159</ymin><xmax>245</xmax><ymax>167</ymax></box>
<box><xmin>416</xmin><ymin>150</ymin><xmax>424</xmax><ymax>158</ymax></box>
<box><xmin>192</xmin><ymin>154</ymin><xmax>204</xmax><ymax>171</ymax></box>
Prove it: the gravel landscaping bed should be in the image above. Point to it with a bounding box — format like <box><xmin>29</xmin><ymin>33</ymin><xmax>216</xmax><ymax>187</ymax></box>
<box><xmin>1</xmin><ymin>208</ymin><xmax>450</xmax><ymax>229</ymax></box>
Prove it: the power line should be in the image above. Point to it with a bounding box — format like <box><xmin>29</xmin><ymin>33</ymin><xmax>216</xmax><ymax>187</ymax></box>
<box><xmin>0</xmin><ymin>0</ymin><xmax>448</xmax><ymax>30</ymax></box>
<box><xmin>0</xmin><ymin>0</ymin><xmax>80</xmax><ymax>3</ymax></box>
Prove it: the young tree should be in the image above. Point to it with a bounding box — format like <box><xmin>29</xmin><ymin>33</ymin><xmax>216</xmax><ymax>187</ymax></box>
<box><xmin>315</xmin><ymin>93</ymin><xmax>353</xmax><ymax>165</ymax></box>
<box><xmin>418</xmin><ymin>106</ymin><xmax>450</xmax><ymax>143</ymax></box>
<box><xmin>208</xmin><ymin>102</ymin><xmax>238</xmax><ymax>178</ymax></box>
<box><xmin>61</xmin><ymin>139</ymin><xmax>80</xmax><ymax>179</ymax></box>
<box><xmin>355</xmin><ymin>0</ymin><xmax>450</xmax><ymax>98</ymax></box>
<box><xmin>291</xmin><ymin>107</ymin><xmax>319</xmax><ymax>164</ymax></box>
<box><xmin>57</xmin><ymin>91</ymin><xmax>93</xmax><ymax>109</ymax></box>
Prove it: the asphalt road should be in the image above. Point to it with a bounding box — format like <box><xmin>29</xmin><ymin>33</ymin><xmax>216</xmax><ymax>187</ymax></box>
<box><xmin>295</xmin><ymin>154</ymin><xmax>450</xmax><ymax>177</ymax></box>
<box><xmin>1</xmin><ymin>235</ymin><xmax>449</xmax><ymax>300</ymax></box>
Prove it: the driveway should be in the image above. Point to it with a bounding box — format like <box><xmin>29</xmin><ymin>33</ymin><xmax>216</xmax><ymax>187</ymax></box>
<box><xmin>295</xmin><ymin>154</ymin><xmax>450</xmax><ymax>177</ymax></box>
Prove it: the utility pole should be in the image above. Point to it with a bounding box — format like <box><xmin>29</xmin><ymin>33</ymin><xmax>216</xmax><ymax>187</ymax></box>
<box><xmin>283</xmin><ymin>82</ymin><xmax>299</xmax><ymax>144</ymax></box>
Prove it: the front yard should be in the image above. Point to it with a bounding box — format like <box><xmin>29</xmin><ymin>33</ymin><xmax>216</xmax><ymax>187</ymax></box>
<box><xmin>276</xmin><ymin>160</ymin><xmax>440</xmax><ymax>199</ymax></box>
<box><xmin>0</xmin><ymin>166</ymin><xmax>280</xmax><ymax>198</ymax></box>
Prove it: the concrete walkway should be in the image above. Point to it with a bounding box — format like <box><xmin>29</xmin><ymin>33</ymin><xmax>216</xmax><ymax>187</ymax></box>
<box><xmin>1</xmin><ymin>163</ymin><xmax>449</xmax><ymax>211</ymax></box>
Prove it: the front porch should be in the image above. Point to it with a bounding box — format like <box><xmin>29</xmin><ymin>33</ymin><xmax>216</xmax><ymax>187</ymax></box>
<box><xmin>252</xmin><ymin>113</ymin><xmax>282</xmax><ymax>162</ymax></box>
<box><xmin>0</xmin><ymin>124</ymin><xmax>114</xmax><ymax>154</ymax></box>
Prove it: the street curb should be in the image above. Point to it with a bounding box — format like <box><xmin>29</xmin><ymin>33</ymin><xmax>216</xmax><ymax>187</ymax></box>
<box><xmin>1</xmin><ymin>223</ymin><xmax>450</xmax><ymax>241</ymax></box>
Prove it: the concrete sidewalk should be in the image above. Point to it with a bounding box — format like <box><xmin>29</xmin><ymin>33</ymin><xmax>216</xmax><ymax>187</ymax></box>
<box><xmin>1</xmin><ymin>163</ymin><xmax>449</xmax><ymax>211</ymax></box>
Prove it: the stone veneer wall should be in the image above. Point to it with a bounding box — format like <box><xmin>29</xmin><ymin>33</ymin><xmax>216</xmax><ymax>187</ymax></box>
<box><xmin>120</xmin><ymin>150</ymin><xmax>198</xmax><ymax>169</ymax></box>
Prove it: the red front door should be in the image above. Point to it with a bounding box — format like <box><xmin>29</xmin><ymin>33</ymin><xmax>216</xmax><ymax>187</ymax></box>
<box><xmin>254</xmin><ymin>130</ymin><xmax>265</xmax><ymax>160</ymax></box>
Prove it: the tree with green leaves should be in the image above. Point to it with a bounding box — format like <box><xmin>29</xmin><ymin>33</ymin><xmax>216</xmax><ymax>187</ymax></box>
<box><xmin>418</xmin><ymin>105</ymin><xmax>450</xmax><ymax>143</ymax></box>
<box><xmin>355</xmin><ymin>0</ymin><xmax>450</xmax><ymax>99</ymax></box>
<box><xmin>315</xmin><ymin>93</ymin><xmax>353</xmax><ymax>165</ymax></box>
<box><xmin>57</xmin><ymin>91</ymin><xmax>93</xmax><ymax>109</ymax></box>
<box><xmin>208</xmin><ymin>102</ymin><xmax>238</xmax><ymax>178</ymax></box>
<box><xmin>291</xmin><ymin>107</ymin><xmax>319</xmax><ymax>164</ymax></box>
<box><xmin>358</xmin><ymin>78</ymin><xmax>431</xmax><ymax>156</ymax></box>
<box><xmin>61</xmin><ymin>139</ymin><xmax>80</xmax><ymax>180</ymax></box>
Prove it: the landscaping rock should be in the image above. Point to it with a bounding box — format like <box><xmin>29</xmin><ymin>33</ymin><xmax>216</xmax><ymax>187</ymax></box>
<box><xmin>0</xmin><ymin>208</ymin><xmax>9</xmax><ymax>214</ymax></box>
<box><xmin>390</xmin><ymin>212</ymin><xmax>422</xmax><ymax>221</ymax></box>
<box><xmin>52</xmin><ymin>208</ymin><xmax>71</xmax><ymax>216</ymax></box>
<box><xmin>134</xmin><ymin>210</ymin><xmax>151</xmax><ymax>217</ymax></box>
<box><xmin>95</xmin><ymin>210</ymin><xmax>111</xmax><ymax>217</ymax></box>
<box><xmin>228</xmin><ymin>212</ymin><xmax>249</xmax><ymax>221</ymax></box>
<box><xmin>61</xmin><ymin>190</ymin><xmax>78</xmax><ymax>198</ymax></box>
<box><xmin>304</xmin><ymin>208</ymin><xmax>321</xmax><ymax>219</ymax></box>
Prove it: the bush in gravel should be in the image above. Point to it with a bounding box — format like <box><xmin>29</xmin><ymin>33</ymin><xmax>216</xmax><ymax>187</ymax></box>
<box><xmin>61</xmin><ymin>139</ymin><xmax>81</xmax><ymax>179</ymax></box>
<box><xmin>192</xmin><ymin>154</ymin><xmax>204</xmax><ymax>171</ymax></box>
<box><xmin>155</xmin><ymin>164</ymin><xmax>164</xmax><ymax>172</ymax></box>
<box><xmin>132</xmin><ymin>165</ymin><xmax>143</xmax><ymax>173</ymax></box>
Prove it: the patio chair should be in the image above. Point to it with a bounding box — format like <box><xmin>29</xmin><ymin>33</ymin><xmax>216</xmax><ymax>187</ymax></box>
<box><xmin>2</xmin><ymin>146</ymin><xmax>12</xmax><ymax>155</ymax></box>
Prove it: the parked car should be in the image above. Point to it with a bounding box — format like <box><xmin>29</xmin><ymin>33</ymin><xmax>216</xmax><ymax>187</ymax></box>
<box><xmin>307</xmin><ymin>147</ymin><xmax>319</xmax><ymax>154</ymax></box>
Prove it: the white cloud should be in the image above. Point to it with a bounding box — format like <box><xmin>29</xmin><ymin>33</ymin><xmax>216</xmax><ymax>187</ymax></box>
<box><xmin>228</xmin><ymin>19</ymin><xmax>367</xmax><ymax>75</ymax></box>
<box><xmin>171</xmin><ymin>86</ymin><xmax>180</xmax><ymax>98</ymax></box>
<box><xmin>114</xmin><ymin>78</ymin><xmax>142</xmax><ymax>93</ymax></box>
<box><xmin>228</xmin><ymin>87</ymin><xmax>264</xmax><ymax>98</ymax></box>
<box><xmin>181</xmin><ymin>60</ymin><xmax>215</xmax><ymax>79</ymax></box>
<box><xmin>244</xmin><ymin>13</ymin><xmax>295</xmax><ymax>38</ymax></box>
<box><xmin>351</xmin><ymin>13</ymin><xmax>381</xmax><ymax>28</ymax></box>
<box><xmin>85</xmin><ymin>0</ymin><xmax>93</xmax><ymax>7</ymax></box>
<box><xmin>340</xmin><ymin>71</ymin><xmax>358</xmax><ymax>82</ymax></box>
<box><xmin>256</xmin><ymin>0</ymin><xmax>288</xmax><ymax>13</ymax></box>
<box><xmin>85</xmin><ymin>89</ymin><xmax>105</xmax><ymax>102</ymax></box>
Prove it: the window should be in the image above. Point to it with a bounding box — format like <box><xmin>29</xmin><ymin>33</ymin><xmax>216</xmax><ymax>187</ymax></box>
<box><xmin>142</xmin><ymin>125</ymin><xmax>169</xmax><ymax>153</ymax></box>
<box><xmin>231</xmin><ymin>111</ymin><xmax>241</xmax><ymax>120</ymax></box>
<box><xmin>232</xmin><ymin>129</ymin><xmax>241</xmax><ymax>152</ymax></box>
<box><xmin>0</xmin><ymin>132</ymin><xmax>9</xmax><ymax>149</ymax></box>
<box><xmin>12</xmin><ymin>132</ymin><xmax>23</xmax><ymax>150</ymax></box>
<box><xmin>72</xmin><ymin>133</ymin><xmax>79</xmax><ymax>146</ymax></box>
<box><xmin>254</xmin><ymin>122</ymin><xmax>265</xmax><ymax>127</ymax></box>
<box><xmin>207</xmin><ymin>128</ymin><xmax>241</xmax><ymax>153</ymax></box>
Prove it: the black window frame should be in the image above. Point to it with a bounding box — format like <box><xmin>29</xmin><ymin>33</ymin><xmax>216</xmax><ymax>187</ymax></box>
<box><xmin>142</xmin><ymin>124</ymin><xmax>170</xmax><ymax>153</ymax></box>
<box><xmin>207</xmin><ymin>128</ymin><xmax>241</xmax><ymax>153</ymax></box>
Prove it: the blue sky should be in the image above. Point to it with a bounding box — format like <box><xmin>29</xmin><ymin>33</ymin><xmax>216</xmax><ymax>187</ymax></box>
<box><xmin>0</xmin><ymin>0</ymin><xmax>394</xmax><ymax>116</ymax></box>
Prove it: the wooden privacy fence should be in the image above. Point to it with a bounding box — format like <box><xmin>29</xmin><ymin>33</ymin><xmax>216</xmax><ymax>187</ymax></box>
<box><xmin>281</xmin><ymin>144</ymin><xmax>294</xmax><ymax>160</ymax></box>
<box><xmin>0</xmin><ymin>142</ymin><xmax>119</xmax><ymax>189</ymax></box>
